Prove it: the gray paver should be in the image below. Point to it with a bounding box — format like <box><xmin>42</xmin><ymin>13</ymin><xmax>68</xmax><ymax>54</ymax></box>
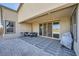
<box><xmin>22</xmin><ymin>37</ymin><xmax>76</xmax><ymax>56</ymax></box>
<box><xmin>0</xmin><ymin>39</ymin><xmax>52</xmax><ymax>56</ymax></box>
<box><xmin>0</xmin><ymin>37</ymin><xmax>76</xmax><ymax>56</ymax></box>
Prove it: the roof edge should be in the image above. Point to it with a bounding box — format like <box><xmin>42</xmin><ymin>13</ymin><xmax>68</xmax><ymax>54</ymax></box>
<box><xmin>0</xmin><ymin>4</ymin><xmax>17</xmax><ymax>12</ymax></box>
<box><xmin>17</xmin><ymin>3</ymin><xmax>24</xmax><ymax>12</ymax></box>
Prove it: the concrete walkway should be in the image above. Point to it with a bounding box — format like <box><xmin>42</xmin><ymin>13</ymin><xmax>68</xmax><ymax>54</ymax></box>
<box><xmin>0</xmin><ymin>37</ymin><xmax>76</xmax><ymax>56</ymax></box>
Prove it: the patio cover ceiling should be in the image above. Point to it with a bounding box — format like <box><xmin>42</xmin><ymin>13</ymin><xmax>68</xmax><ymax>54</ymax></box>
<box><xmin>24</xmin><ymin>5</ymin><xmax>76</xmax><ymax>23</ymax></box>
<box><xmin>19</xmin><ymin>3</ymin><xmax>76</xmax><ymax>23</ymax></box>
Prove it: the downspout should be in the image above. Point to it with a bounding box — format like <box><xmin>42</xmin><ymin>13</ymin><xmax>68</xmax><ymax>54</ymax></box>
<box><xmin>0</xmin><ymin>7</ymin><xmax>4</xmax><ymax>37</ymax></box>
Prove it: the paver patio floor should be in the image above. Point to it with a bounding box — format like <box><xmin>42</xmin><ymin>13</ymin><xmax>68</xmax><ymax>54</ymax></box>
<box><xmin>0</xmin><ymin>38</ymin><xmax>52</xmax><ymax>56</ymax></box>
<box><xmin>0</xmin><ymin>37</ymin><xmax>76</xmax><ymax>56</ymax></box>
<box><xmin>21</xmin><ymin>37</ymin><xmax>76</xmax><ymax>56</ymax></box>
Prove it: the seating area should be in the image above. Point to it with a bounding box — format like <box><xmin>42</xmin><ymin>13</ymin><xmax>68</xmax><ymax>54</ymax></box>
<box><xmin>21</xmin><ymin>32</ymin><xmax>38</xmax><ymax>37</ymax></box>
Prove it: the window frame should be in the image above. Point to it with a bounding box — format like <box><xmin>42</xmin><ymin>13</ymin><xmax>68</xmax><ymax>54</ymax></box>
<box><xmin>5</xmin><ymin>20</ymin><xmax>16</xmax><ymax>34</ymax></box>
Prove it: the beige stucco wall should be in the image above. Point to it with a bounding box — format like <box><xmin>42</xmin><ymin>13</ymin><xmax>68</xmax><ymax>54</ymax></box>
<box><xmin>2</xmin><ymin>7</ymin><xmax>19</xmax><ymax>38</ymax></box>
<box><xmin>2</xmin><ymin>7</ymin><xmax>32</xmax><ymax>38</ymax></box>
<box><xmin>31</xmin><ymin>15</ymin><xmax>70</xmax><ymax>38</ymax></box>
<box><xmin>0</xmin><ymin>7</ymin><xmax>32</xmax><ymax>38</ymax></box>
<box><xmin>60</xmin><ymin>16</ymin><xmax>70</xmax><ymax>34</ymax></box>
<box><xmin>32</xmin><ymin>22</ymin><xmax>39</xmax><ymax>35</ymax></box>
<box><xmin>17</xmin><ymin>23</ymin><xmax>31</xmax><ymax>33</ymax></box>
<box><xmin>74</xmin><ymin>4</ymin><xmax>79</xmax><ymax>56</ymax></box>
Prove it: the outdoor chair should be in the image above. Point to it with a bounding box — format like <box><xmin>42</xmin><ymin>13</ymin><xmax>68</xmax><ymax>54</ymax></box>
<box><xmin>30</xmin><ymin>32</ymin><xmax>38</xmax><ymax>37</ymax></box>
<box><xmin>24</xmin><ymin>32</ymin><xmax>29</xmax><ymax>37</ymax></box>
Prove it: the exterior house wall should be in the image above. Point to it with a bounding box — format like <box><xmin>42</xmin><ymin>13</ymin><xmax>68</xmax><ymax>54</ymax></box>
<box><xmin>1</xmin><ymin>7</ymin><xmax>19</xmax><ymax>38</ymax></box>
<box><xmin>60</xmin><ymin>16</ymin><xmax>70</xmax><ymax>34</ymax></box>
<box><xmin>17</xmin><ymin>23</ymin><xmax>31</xmax><ymax>33</ymax></box>
<box><xmin>31</xmin><ymin>16</ymin><xmax>70</xmax><ymax>38</ymax></box>
<box><xmin>1</xmin><ymin>7</ymin><xmax>32</xmax><ymax>38</ymax></box>
<box><xmin>0</xmin><ymin>6</ymin><xmax>32</xmax><ymax>38</ymax></box>
<box><xmin>32</xmin><ymin>22</ymin><xmax>39</xmax><ymax>35</ymax></box>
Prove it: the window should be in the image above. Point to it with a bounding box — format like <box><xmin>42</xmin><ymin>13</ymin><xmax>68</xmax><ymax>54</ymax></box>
<box><xmin>5</xmin><ymin>20</ymin><xmax>15</xmax><ymax>34</ymax></box>
<box><xmin>52</xmin><ymin>21</ymin><xmax>60</xmax><ymax>34</ymax></box>
<box><xmin>52</xmin><ymin>21</ymin><xmax>60</xmax><ymax>38</ymax></box>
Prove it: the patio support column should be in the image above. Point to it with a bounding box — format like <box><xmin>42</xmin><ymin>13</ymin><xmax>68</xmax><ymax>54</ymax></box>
<box><xmin>77</xmin><ymin>4</ymin><xmax>79</xmax><ymax>52</ymax></box>
<box><xmin>74</xmin><ymin>4</ymin><xmax>79</xmax><ymax>55</ymax></box>
<box><xmin>77</xmin><ymin>5</ymin><xmax>79</xmax><ymax>45</ymax></box>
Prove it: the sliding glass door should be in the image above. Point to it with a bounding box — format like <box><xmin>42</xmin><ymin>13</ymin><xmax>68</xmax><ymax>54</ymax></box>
<box><xmin>39</xmin><ymin>24</ymin><xmax>43</xmax><ymax>36</ymax></box>
<box><xmin>39</xmin><ymin>21</ymin><xmax>60</xmax><ymax>38</ymax></box>
<box><xmin>43</xmin><ymin>24</ymin><xmax>46</xmax><ymax>36</ymax></box>
<box><xmin>39</xmin><ymin>23</ymin><xmax>47</xmax><ymax>36</ymax></box>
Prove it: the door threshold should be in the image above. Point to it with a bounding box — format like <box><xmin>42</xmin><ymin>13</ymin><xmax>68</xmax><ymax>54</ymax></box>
<box><xmin>39</xmin><ymin>35</ymin><xmax>60</xmax><ymax>40</ymax></box>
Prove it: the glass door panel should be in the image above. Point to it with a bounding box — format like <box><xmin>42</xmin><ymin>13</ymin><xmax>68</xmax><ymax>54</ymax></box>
<box><xmin>43</xmin><ymin>23</ymin><xmax>46</xmax><ymax>36</ymax></box>
<box><xmin>39</xmin><ymin>24</ymin><xmax>43</xmax><ymax>35</ymax></box>
<box><xmin>48</xmin><ymin>23</ymin><xmax>52</xmax><ymax>37</ymax></box>
<box><xmin>52</xmin><ymin>21</ymin><xmax>60</xmax><ymax>38</ymax></box>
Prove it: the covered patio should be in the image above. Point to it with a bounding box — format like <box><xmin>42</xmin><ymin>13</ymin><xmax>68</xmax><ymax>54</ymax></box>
<box><xmin>0</xmin><ymin>3</ymin><xmax>77</xmax><ymax>56</ymax></box>
<box><xmin>20</xmin><ymin>5</ymin><xmax>76</xmax><ymax>40</ymax></box>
